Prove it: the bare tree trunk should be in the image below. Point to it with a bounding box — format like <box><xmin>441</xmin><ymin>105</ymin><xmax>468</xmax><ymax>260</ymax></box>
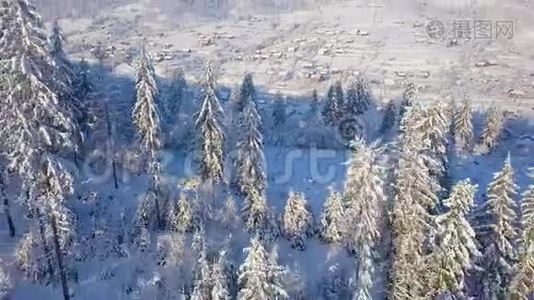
<box><xmin>154</xmin><ymin>189</ymin><xmax>162</xmax><ymax>230</ymax></box>
<box><xmin>51</xmin><ymin>213</ymin><xmax>70</xmax><ymax>300</ymax></box>
<box><xmin>73</xmin><ymin>151</ymin><xmax>79</xmax><ymax>168</ymax></box>
<box><xmin>112</xmin><ymin>156</ymin><xmax>119</xmax><ymax>189</ymax></box>
<box><xmin>0</xmin><ymin>174</ymin><xmax>15</xmax><ymax>237</ymax></box>
<box><xmin>105</xmin><ymin>100</ymin><xmax>119</xmax><ymax>189</ymax></box>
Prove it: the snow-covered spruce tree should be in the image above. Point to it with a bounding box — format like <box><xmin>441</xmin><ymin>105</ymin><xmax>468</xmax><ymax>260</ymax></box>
<box><xmin>155</xmin><ymin>233</ymin><xmax>186</xmax><ymax>297</ymax></box>
<box><xmin>164</xmin><ymin>69</ymin><xmax>186</xmax><ymax>123</ymax></box>
<box><xmin>191</xmin><ymin>226</ymin><xmax>212</xmax><ymax>300</ymax></box>
<box><xmin>520</xmin><ymin>168</ymin><xmax>534</xmax><ymax>253</ymax></box>
<box><xmin>389</xmin><ymin>105</ymin><xmax>441</xmax><ymax>299</ymax></box>
<box><xmin>509</xmin><ymin>167</ymin><xmax>534</xmax><ymax>299</ymax></box>
<box><xmin>420</xmin><ymin>102</ymin><xmax>450</xmax><ymax>162</ymax></box>
<box><xmin>345</xmin><ymin>77</ymin><xmax>371</xmax><ymax>117</ymax></box>
<box><xmin>0</xmin><ymin>0</ymin><xmax>76</xmax><ymax>181</ymax></box>
<box><xmin>480</xmin><ymin>106</ymin><xmax>504</xmax><ymax>153</ymax></box>
<box><xmin>134</xmin><ymin>224</ymin><xmax>151</xmax><ymax>253</ymax></box>
<box><xmin>454</xmin><ymin>97</ymin><xmax>474</xmax><ymax>153</ymax></box>
<box><xmin>379</xmin><ymin>99</ymin><xmax>397</xmax><ymax>135</ymax></box>
<box><xmin>211</xmin><ymin>250</ymin><xmax>231</xmax><ymax>300</ymax></box>
<box><xmin>35</xmin><ymin>158</ymin><xmax>76</xmax><ymax>300</ymax></box>
<box><xmin>322</xmin><ymin>85</ymin><xmax>342</xmax><ymax>126</ymax></box>
<box><xmin>0</xmin><ymin>259</ymin><xmax>12</xmax><ymax>299</ymax></box>
<box><xmin>168</xmin><ymin>193</ymin><xmax>195</xmax><ymax>233</ymax></box>
<box><xmin>236</xmin><ymin>73</ymin><xmax>257</xmax><ymax>113</ymax></box>
<box><xmin>416</xmin><ymin>102</ymin><xmax>451</xmax><ymax>186</ymax></box>
<box><xmin>310</xmin><ymin>89</ymin><xmax>320</xmax><ymax>117</ymax></box>
<box><xmin>235</xmin><ymin>89</ymin><xmax>266</xmax><ymax>197</ymax></box>
<box><xmin>282</xmin><ymin>192</ymin><xmax>314</xmax><ymax>250</ymax></box>
<box><xmin>320</xmin><ymin>187</ymin><xmax>345</xmax><ymax>244</ymax></box>
<box><xmin>272</xmin><ymin>93</ymin><xmax>286</xmax><ymax>128</ymax></box>
<box><xmin>474</xmin><ymin>154</ymin><xmax>519</xmax><ymax>299</ymax></box>
<box><xmin>268</xmin><ymin>244</ymin><xmax>291</xmax><ymax>298</ymax></box>
<box><xmin>133</xmin><ymin>45</ymin><xmax>161</xmax><ymax>168</ymax></box>
<box><xmin>343</xmin><ymin>140</ymin><xmax>386</xmax><ymax>299</ymax></box>
<box><xmin>432</xmin><ymin>179</ymin><xmax>480</xmax><ymax>298</ymax></box>
<box><xmin>73</xmin><ymin>58</ymin><xmax>92</xmax><ymax>102</ymax></box>
<box><xmin>334</xmin><ymin>80</ymin><xmax>345</xmax><ymax>110</ymax></box>
<box><xmin>344</xmin><ymin>139</ymin><xmax>386</xmax><ymax>252</ymax></box>
<box><xmin>219</xmin><ymin>195</ymin><xmax>239</xmax><ymax>230</ymax></box>
<box><xmin>195</xmin><ymin>64</ymin><xmax>225</xmax><ymax>184</ymax></box>
<box><xmin>399</xmin><ymin>82</ymin><xmax>417</xmax><ymax>119</ymax></box>
<box><xmin>242</xmin><ymin>187</ymin><xmax>269</xmax><ymax>232</ymax></box>
<box><xmin>49</xmin><ymin>19</ymin><xmax>84</xmax><ymax>163</ymax></box>
<box><xmin>155</xmin><ymin>232</ymin><xmax>185</xmax><ymax>268</ymax></box>
<box><xmin>0</xmin><ymin>2</ymin><xmax>77</xmax><ymax>299</ymax></box>
<box><xmin>320</xmin><ymin>264</ymin><xmax>350</xmax><ymax>300</ymax></box>
<box><xmin>132</xmin><ymin>45</ymin><xmax>163</xmax><ymax>228</ymax></box>
<box><xmin>49</xmin><ymin>19</ymin><xmax>77</xmax><ymax>104</ymax></box>
<box><xmin>237</xmin><ymin>236</ymin><xmax>288</xmax><ymax>300</ymax></box>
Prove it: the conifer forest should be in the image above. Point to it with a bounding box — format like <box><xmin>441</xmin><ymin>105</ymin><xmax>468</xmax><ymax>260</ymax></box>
<box><xmin>0</xmin><ymin>0</ymin><xmax>534</xmax><ymax>299</ymax></box>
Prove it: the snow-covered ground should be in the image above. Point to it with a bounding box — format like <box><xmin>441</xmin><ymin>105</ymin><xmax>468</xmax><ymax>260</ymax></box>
<box><xmin>58</xmin><ymin>0</ymin><xmax>534</xmax><ymax>113</ymax></box>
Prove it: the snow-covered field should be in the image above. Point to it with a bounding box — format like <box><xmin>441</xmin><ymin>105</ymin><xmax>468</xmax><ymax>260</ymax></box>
<box><xmin>59</xmin><ymin>0</ymin><xmax>534</xmax><ymax>112</ymax></box>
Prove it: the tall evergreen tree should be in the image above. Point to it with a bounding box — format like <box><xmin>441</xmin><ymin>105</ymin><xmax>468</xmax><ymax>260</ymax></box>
<box><xmin>310</xmin><ymin>89</ymin><xmax>320</xmax><ymax>117</ymax></box>
<box><xmin>389</xmin><ymin>105</ymin><xmax>441</xmax><ymax>299</ymax></box>
<box><xmin>195</xmin><ymin>64</ymin><xmax>225</xmax><ymax>184</ymax></box>
<box><xmin>454</xmin><ymin>98</ymin><xmax>474</xmax><ymax>153</ymax></box>
<box><xmin>132</xmin><ymin>45</ymin><xmax>163</xmax><ymax>228</ymax></box>
<box><xmin>219</xmin><ymin>195</ymin><xmax>239</xmax><ymax>230</ymax></box>
<box><xmin>235</xmin><ymin>83</ymin><xmax>266</xmax><ymax>197</ymax></box>
<box><xmin>321</xmin><ymin>85</ymin><xmax>342</xmax><ymax>126</ymax></box>
<box><xmin>211</xmin><ymin>250</ymin><xmax>232</xmax><ymax>300</ymax></box>
<box><xmin>417</xmin><ymin>102</ymin><xmax>451</xmax><ymax>188</ymax></box>
<box><xmin>73</xmin><ymin>58</ymin><xmax>92</xmax><ymax>102</ymax></box>
<box><xmin>282</xmin><ymin>192</ymin><xmax>314</xmax><ymax>250</ymax></box>
<box><xmin>334</xmin><ymin>81</ymin><xmax>344</xmax><ymax>112</ymax></box>
<box><xmin>432</xmin><ymin>179</ymin><xmax>480</xmax><ymax>298</ymax></box>
<box><xmin>168</xmin><ymin>193</ymin><xmax>195</xmax><ymax>233</ymax></box>
<box><xmin>399</xmin><ymin>82</ymin><xmax>416</xmax><ymax>118</ymax></box>
<box><xmin>379</xmin><ymin>99</ymin><xmax>396</xmax><ymax>136</ymax></box>
<box><xmin>474</xmin><ymin>154</ymin><xmax>519</xmax><ymax>299</ymax></box>
<box><xmin>321</xmin><ymin>264</ymin><xmax>350</xmax><ymax>299</ymax></box>
<box><xmin>237</xmin><ymin>236</ymin><xmax>288</xmax><ymax>300</ymax></box>
<box><xmin>343</xmin><ymin>140</ymin><xmax>386</xmax><ymax>299</ymax></box>
<box><xmin>236</xmin><ymin>73</ymin><xmax>257</xmax><ymax>113</ymax></box>
<box><xmin>509</xmin><ymin>167</ymin><xmax>534</xmax><ymax>299</ymax></box>
<box><xmin>480</xmin><ymin>106</ymin><xmax>504</xmax><ymax>153</ymax></box>
<box><xmin>133</xmin><ymin>45</ymin><xmax>161</xmax><ymax>169</ymax></box>
<box><xmin>49</xmin><ymin>19</ymin><xmax>83</xmax><ymax>165</ymax></box>
<box><xmin>272</xmin><ymin>93</ymin><xmax>286</xmax><ymax>128</ymax></box>
<box><xmin>520</xmin><ymin>167</ymin><xmax>534</xmax><ymax>253</ymax></box>
<box><xmin>320</xmin><ymin>188</ymin><xmax>345</xmax><ymax>244</ymax></box>
<box><xmin>0</xmin><ymin>2</ymin><xmax>77</xmax><ymax>299</ymax></box>
<box><xmin>164</xmin><ymin>69</ymin><xmax>186</xmax><ymax>123</ymax></box>
<box><xmin>191</xmin><ymin>227</ymin><xmax>212</xmax><ymax>300</ymax></box>
<box><xmin>49</xmin><ymin>19</ymin><xmax>75</xmax><ymax>96</ymax></box>
<box><xmin>345</xmin><ymin>77</ymin><xmax>371</xmax><ymax>117</ymax></box>
<box><xmin>242</xmin><ymin>188</ymin><xmax>268</xmax><ymax>232</ymax></box>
